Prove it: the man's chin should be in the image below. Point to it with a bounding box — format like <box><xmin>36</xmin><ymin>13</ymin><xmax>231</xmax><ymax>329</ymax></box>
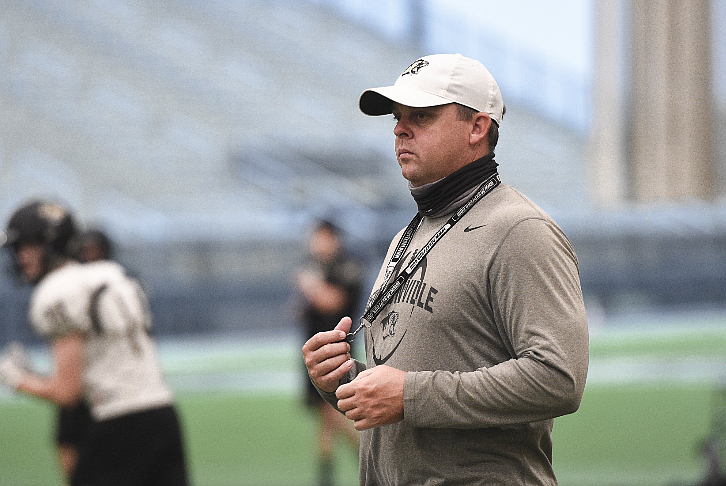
<box><xmin>399</xmin><ymin>165</ymin><xmax>419</xmax><ymax>185</ymax></box>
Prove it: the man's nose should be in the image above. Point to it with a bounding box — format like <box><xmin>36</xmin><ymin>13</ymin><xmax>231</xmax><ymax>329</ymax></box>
<box><xmin>393</xmin><ymin>119</ymin><xmax>410</xmax><ymax>138</ymax></box>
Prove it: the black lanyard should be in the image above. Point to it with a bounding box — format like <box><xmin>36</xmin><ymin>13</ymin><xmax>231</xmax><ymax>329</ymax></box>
<box><xmin>346</xmin><ymin>173</ymin><xmax>500</xmax><ymax>343</ymax></box>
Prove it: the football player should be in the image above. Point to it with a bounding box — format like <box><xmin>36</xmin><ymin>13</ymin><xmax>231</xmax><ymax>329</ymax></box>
<box><xmin>0</xmin><ymin>200</ymin><xmax>188</xmax><ymax>486</ymax></box>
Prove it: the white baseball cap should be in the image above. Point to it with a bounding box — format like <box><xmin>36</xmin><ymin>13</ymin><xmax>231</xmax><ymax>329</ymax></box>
<box><xmin>359</xmin><ymin>53</ymin><xmax>505</xmax><ymax>126</ymax></box>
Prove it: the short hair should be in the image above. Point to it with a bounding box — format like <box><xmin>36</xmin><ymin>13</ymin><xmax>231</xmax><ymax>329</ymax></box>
<box><xmin>455</xmin><ymin>103</ymin><xmax>504</xmax><ymax>151</ymax></box>
<box><xmin>314</xmin><ymin>219</ymin><xmax>340</xmax><ymax>237</ymax></box>
<box><xmin>78</xmin><ymin>229</ymin><xmax>113</xmax><ymax>260</ymax></box>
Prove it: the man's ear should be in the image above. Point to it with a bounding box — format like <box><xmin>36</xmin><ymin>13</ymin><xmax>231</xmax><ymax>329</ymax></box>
<box><xmin>470</xmin><ymin>113</ymin><xmax>491</xmax><ymax>147</ymax></box>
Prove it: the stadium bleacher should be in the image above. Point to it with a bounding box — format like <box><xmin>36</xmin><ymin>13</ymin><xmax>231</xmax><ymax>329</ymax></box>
<box><xmin>1</xmin><ymin>0</ymin><xmax>725</xmax><ymax>343</ymax></box>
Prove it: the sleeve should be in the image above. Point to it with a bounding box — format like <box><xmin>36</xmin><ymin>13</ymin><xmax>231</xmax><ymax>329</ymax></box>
<box><xmin>38</xmin><ymin>301</ymin><xmax>83</xmax><ymax>339</ymax></box>
<box><xmin>313</xmin><ymin>359</ymin><xmax>367</xmax><ymax>411</ymax></box>
<box><xmin>403</xmin><ymin>218</ymin><xmax>589</xmax><ymax>428</ymax></box>
<box><xmin>30</xmin><ymin>277</ymin><xmax>91</xmax><ymax>340</ymax></box>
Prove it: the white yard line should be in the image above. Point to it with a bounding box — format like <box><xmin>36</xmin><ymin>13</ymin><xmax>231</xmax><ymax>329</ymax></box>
<box><xmin>3</xmin><ymin>317</ymin><xmax>726</xmax><ymax>399</ymax></box>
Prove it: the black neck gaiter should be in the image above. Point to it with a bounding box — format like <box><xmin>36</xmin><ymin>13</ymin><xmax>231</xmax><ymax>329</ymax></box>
<box><xmin>410</xmin><ymin>153</ymin><xmax>498</xmax><ymax>218</ymax></box>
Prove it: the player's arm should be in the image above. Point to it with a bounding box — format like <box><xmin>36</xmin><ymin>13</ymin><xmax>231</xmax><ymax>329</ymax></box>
<box><xmin>296</xmin><ymin>270</ymin><xmax>349</xmax><ymax>314</ymax></box>
<box><xmin>17</xmin><ymin>333</ymin><xmax>84</xmax><ymax>407</ymax></box>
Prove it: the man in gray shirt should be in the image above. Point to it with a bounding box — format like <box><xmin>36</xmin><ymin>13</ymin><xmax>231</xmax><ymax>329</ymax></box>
<box><xmin>302</xmin><ymin>53</ymin><xmax>589</xmax><ymax>485</ymax></box>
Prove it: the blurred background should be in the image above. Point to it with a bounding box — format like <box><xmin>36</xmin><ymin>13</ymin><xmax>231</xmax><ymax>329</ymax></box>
<box><xmin>1</xmin><ymin>0</ymin><xmax>726</xmax><ymax>485</ymax></box>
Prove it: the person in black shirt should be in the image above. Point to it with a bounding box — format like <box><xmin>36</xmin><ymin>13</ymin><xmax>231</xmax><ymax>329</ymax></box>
<box><xmin>296</xmin><ymin>220</ymin><xmax>363</xmax><ymax>486</ymax></box>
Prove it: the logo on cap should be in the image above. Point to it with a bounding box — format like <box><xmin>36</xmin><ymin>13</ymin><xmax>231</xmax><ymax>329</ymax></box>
<box><xmin>401</xmin><ymin>59</ymin><xmax>429</xmax><ymax>77</ymax></box>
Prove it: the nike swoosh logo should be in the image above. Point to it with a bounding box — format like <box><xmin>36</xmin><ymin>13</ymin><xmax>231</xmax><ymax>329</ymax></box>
<box><xmin>463</xmin><ymin>224</ymin><xmax>486</xmax><ymax>232</ymax></box>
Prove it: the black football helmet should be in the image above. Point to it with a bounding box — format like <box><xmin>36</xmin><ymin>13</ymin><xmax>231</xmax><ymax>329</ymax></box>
<box><xmin>1</xmin><ymin>200</ymin><xmax>78</xmax><ymax>282</ymax></box>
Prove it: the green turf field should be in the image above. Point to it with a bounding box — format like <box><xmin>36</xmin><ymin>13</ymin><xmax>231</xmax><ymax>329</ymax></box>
<box><xmin>1</xmin><ymin>312</ymin><xmax>725</xmax><ymax>486</ymax></box>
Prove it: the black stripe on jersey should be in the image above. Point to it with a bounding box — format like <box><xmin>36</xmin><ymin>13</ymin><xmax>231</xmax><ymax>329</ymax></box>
<box><xmin>89</xmin><ymin>284</ymin><xmax>109</xmax><ymax>334</ymax></box>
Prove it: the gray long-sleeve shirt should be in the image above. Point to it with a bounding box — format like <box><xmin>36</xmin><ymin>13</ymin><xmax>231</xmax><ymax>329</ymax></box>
<box><xmin>323</xmin><ymin>182</ymin><xmax>589</xmax><ymax>485</ymax></box>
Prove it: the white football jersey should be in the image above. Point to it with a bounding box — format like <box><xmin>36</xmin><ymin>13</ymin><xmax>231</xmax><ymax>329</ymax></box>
<box><xmin>29</xmin><ymin>260</ymin><xmax>173</xmax><ymax>421</ymax></box>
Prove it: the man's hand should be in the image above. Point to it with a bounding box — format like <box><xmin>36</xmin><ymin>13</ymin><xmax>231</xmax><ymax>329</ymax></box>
<box><xmin>0</xmin><ymin>342</ymin><xmax>31</xmax><ymax>389</ymax></box>
<box><xmin>335</xmin><ymin>365</ymin><xmax>406</xmax><ymax>430</ymax></box>
<box><xmin>302</xmin><ymin>317</ymin><xmax>354</xmax><ymax>393</ymax></box>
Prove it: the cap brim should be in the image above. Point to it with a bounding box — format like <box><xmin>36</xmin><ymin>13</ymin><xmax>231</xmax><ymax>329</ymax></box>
<box><xmin>359</xmin><ymin>86</ymin><xmax>453</xmax><ymax>116</ymax></box>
